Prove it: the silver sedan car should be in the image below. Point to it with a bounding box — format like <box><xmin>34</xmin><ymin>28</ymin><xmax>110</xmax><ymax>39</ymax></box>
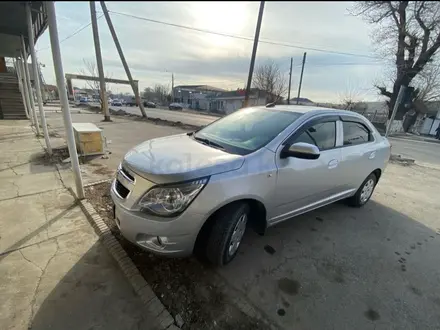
<box><xmin>111</xmin><ymin>105</ymin><xmax>391</xmax><ymax>266</ymax></box>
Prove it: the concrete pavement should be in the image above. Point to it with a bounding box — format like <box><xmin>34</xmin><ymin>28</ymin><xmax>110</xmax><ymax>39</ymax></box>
<box><xmin>0</xmin><ymin>120</ymin><xmax>161</xmax><ymax>330</ymax></box>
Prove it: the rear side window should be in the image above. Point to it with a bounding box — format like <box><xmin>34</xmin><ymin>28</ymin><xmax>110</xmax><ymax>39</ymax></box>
<box><xmin>293</xmin><ymin>121</ymin><xmax>336</xmax><ymax>151</ymax></box>
<box><xmin>343</xmin><ymin>121</ymin><xmax>372</xmax><ymax>146</ymax></box>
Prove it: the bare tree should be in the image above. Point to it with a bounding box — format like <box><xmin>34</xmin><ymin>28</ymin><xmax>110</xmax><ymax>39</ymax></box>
<box><xmin>352</xmin><ymin>1</ymin><xmax>440</xmax><ymax>119</ymax></box>
<box><xmin>414</xmin><ymin>61</ymin><xmax>440</xmax><ymax>102</ymax></box>
<box><xmin>80</xmin><ymin>59</ymin><xmax>111</xmax><ymax>109</ymax></box>
<box><xmin>338</xmin><ymin>81</ymin><xmax>368</xmax><ymax>110</ymax></box>
<box><xmin>252</xmin><ymin>60</ymin><xmax>287</xmax><ymax>103</ymax></box>
<box><xmin>153</xmin><ymin>84</ymin><xmax>170</xmax><ymax>104</ymax></box>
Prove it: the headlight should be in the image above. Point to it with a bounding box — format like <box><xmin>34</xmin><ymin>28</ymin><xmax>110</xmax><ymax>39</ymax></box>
<box><xmin>137</xmin><ymin>178</ymin><xmax>208</xmax><ymax>217</ymax></box>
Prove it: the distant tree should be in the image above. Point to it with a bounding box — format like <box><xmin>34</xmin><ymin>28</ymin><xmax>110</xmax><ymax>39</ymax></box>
<box><xmin>143</xmin><ymin>84</ymin><xmax>171</xmax><ymax>104</ymax></box>
<box><xmin>153</xmin><ymin>84</ymin><xmax>170</xmax><ymax>104</ymax></box>
<box><xmin>252</xmin><ymin>60</ymin><xmax>287</xmax><ymax>103</ymax></box>
<box><xmin>142</xmin><ymin>87</ymin><xmax>155</xmax><ymax>100</ymax></box>
<box><xmin>338</xmin><ymin>81</ymin><xmax>368</xmax><ymax>111</ymax></box>
<box><xmin>352</xmin><ymin>1</ymin><xmax>440</xmax><ymax>119</ymax></box>
<box><xmin>414</xmin><ymin>62</ymin><xmax>440</xmax><ymax>102</ymax></box>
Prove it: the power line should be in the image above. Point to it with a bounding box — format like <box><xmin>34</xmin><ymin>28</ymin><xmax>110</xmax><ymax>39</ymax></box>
<box><xmin>107</xmin><ymin>9</ymin><xmax>383</xmax><ymax>61</ymax></box>
<box><xmin>37</xmin><ymin>14</ymin><xmax>104</xmax><ymax>52</ymax></box>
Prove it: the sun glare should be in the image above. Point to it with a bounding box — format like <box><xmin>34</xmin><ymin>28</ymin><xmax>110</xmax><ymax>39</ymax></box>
<box><xmin>189</xmin><ymin>2</ymin><xmax>249</xmax><ymax>48</ymax></box>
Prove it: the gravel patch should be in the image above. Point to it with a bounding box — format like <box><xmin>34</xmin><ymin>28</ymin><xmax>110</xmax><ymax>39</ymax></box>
<box><xmin>85</xmin><ymin>182</ymin><xmax>267</xmax><ymax>330</ymax></box>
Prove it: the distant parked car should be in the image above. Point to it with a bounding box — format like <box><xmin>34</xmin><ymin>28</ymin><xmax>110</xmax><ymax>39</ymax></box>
<box><xmin>145</xmin><ymin>101</ymin><xmax>156</xmax><ymax>108</ymax></box>
<box><xmin>111</xmin><ymin>99</ymin><xmax>123</xmax><ymax>107</ymax></box>
<box><xmin>169</xmin><ymin>103</ymin><xmax>183</xmax><ymax>111</ymax></box>
<box><xmin>79</xmin><ymin>97</ymin><xmax>88</xmax><ymax>103</ymax></box>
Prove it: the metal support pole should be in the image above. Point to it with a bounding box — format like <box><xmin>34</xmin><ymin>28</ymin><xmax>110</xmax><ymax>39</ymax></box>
<box><xmin>90</xmin><ymin>1</ymin><xmax>110</xmax><ymax>121</ymax></box>
<box><xmin>46</xmin><ymin>1</ymin><xmax>85</xmax><ymax>199</ymax></box>
<box><xmin>244</xmin><ymin>1</ymin><xmax>265</xmax><ymax>108</ymax></box>
<box><xmin>296</xmin><ymin>52</ymin><xmax>307</xmax><ymax>105</ymax></box>
<box><xmin>21</xmin><ymin>39</ymin><xmax>40</xmax><ymax>134</ymax></box>
<box><xmin>15</xmin><ymin>58</ymin><xmax>31</xmax><ymax>120</ymax></box>
<box><xmin>100</xmin><ymin>1</ymin><xmax>147</xmax><ymax>117</ymax></box>
<box><xmin>287</xmin><ymin>57</ymin><xmax>293</xmax><ymax>105</ymax></box>
<box><xmin>172</xmin><ymin>73</ymin><xmax>174</xmax><ymax>102</ymax></box>
<box><xmin>385</xmin><ymin>85</ymin><xmax>407</xmax><ymax>137</ymax></box>
<box><xmin>26</xmin><ymin>3</ymin><xmax>52</xmax><ymax>155</ymax></box>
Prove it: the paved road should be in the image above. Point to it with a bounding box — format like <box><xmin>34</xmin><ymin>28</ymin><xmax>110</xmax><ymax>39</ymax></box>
<box><xmin>389</xmin><ymin>137</ymin><xmax>440</xmax><ymax>166</ymax></box>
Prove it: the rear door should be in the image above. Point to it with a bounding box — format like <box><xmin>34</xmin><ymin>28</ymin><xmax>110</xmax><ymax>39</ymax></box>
<box><xmin>270</xmin><ymin>115</ymin><xmax>344</xmax><ymax>223</ymax></box>
<box><xmin>339</xmin><ymin>118</ymin><xmax>377</xmax><ymax>191</ymax></box>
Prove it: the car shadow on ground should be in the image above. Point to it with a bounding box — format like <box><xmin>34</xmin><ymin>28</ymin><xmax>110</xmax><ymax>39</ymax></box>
<box><xmin>216</xmin><ymin>200</ymin><xmax>440</xmax><ymax>330</ymax></box>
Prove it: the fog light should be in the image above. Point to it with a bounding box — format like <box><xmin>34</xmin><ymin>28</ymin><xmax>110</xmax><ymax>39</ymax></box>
<box><xmin>157</xmin><ymin>236</ymin><xmax>168</xmax><ymax>246</ymax></box>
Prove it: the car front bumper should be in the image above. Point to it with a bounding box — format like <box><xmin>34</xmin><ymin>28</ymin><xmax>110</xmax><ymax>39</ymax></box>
<box><xmin>110</xmin><ymin>178</ymin><xmax>204</xmax><ymax>257</ymax></box>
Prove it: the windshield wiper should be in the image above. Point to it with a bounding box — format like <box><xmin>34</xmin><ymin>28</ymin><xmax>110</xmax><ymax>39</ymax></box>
<box><xmin>193</xmin><ymin>136</ymin><xmax>225</xmax><ymax>150</ymax></box>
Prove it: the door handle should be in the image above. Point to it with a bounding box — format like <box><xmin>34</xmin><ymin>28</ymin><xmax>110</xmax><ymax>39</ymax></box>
<box><xmin>328</xmin><ymin>159</ymin><xmax>338</xmax><ymax>169</ymax></box>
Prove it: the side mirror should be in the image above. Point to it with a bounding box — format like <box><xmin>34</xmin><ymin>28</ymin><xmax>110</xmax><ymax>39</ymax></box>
<box><xmin>281</xmin><ymin>142</ymin><xmax>320</xmax><ymax>160</ymax></box>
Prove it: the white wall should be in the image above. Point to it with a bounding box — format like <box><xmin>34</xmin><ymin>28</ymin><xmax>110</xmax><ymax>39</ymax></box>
<box><xmin>421</xmin><ymin>118</ymin><xmax>434</xmax><ymax>135</ymax></box>
<box><xmin>429</xmin><ymin>119</ymin><xmax>440</xmax><ymax>135</ymax></box>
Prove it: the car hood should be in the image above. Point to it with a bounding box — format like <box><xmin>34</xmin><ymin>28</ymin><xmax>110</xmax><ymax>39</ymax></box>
<box><xmin>122</xmin><ymin>134</ymin><xmax>244</xmax><ymax>184</ymax></box>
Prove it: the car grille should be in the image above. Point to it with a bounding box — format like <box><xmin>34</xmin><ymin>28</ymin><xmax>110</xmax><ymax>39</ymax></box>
<box><xmin>115</xmin><ymin>180</ymin><xmax>130</xmax><ymax>199</ymax></box>
<box><xmin>120</xmin><ymin>166</ymin><xmax>135</xmax><ymax>182</ymax></box>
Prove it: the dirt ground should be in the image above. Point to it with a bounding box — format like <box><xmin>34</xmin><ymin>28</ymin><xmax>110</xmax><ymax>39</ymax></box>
<box><xmin>85</xmin><ymin>183</ymin><xmax>268</xmax><ymax>330</ymax></box>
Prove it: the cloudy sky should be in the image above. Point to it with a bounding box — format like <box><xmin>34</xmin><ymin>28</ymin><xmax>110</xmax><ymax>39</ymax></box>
<box><xmin>35</xmin><ymin>1</ymin><xmax>388</xmax><ymax>103</ymax></box>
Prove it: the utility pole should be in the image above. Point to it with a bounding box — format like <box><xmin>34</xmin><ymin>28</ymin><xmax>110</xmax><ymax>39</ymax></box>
<box><xmin>287</xmin><ymin>57</ymin><xmax>293</xmax><ymax>105</ymax></box>
<box><xmin>244</xmin><ymin>1</ymin><xmax>265</xmax><ymax>108</ymax></box>
<box><xmin>90</xmin><ymin>1</ymin><xmax>110</xmax><ymax>121</ymax></box>
<box><xmin>171</xmin><ymin>73</ymin><xmax>174</xmax><ymax>102</ymax></box>
<box><xmin>385</xmin><ymin>85</ymin><xmax>407</xmax><ymax>137</ymax></box>
<box><xmin>100</xmin><ymin>1</ymin><xmax>147</xmax><ymax>118</ymax></box>
<box><xmin>296</xmin><ymin>52</ymin><xmax>307</xmax><ymax>105</ymax></box>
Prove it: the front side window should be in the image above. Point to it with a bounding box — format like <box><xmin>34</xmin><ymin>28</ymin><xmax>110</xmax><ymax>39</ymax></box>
<box><xmin>343</xmin><ymin>121</ymin><xmax>371</xmax><ymax>146</ymax></box>
<box><xmin>293</xmin><ymin>121</ymin><xmax>336</xmax><ymax>151</ymax></box>
<box><xmin>194</xmin><ymin>107</ymin><xmax>302</xmax><ymax>155</ymax></box>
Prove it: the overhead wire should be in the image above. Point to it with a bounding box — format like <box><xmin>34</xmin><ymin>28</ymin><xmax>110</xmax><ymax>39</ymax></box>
<box><xmin>36</xmin><ymin>14</ymin><xmax>104</xmax><ymax>52</ymax></box>
<box><xmin>107</xmin><ymin>9</ymin><xmax>384</xmax><ymax>62</ymax></box>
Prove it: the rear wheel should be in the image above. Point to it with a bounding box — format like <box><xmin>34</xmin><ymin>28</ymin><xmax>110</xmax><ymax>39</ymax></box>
<box><xmin>347</xmin><ymin>173</ymin><xmax>377</xmax><ymax>207</ymax></box>
<box><xmin>205</xmin><ymin>203</ymin><xmax>250</xmax><ymax>266</ymax></box>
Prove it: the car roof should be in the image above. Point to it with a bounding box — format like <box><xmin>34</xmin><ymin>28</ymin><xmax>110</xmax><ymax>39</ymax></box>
<box><xmin>257</xmin><ymin>104</ymin><xmax>369</xmax><ymax>118</ymax></box>
<box><xmin>259</xmin><ymin>104</ymin><xmax>337</xmax><ymax>113</ymax></box>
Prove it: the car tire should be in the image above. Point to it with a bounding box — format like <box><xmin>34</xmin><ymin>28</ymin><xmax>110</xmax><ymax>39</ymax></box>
<box><xmin>347</xmin><ymin>173</ymin><xmax>377</xmax><ymax>207</ymax></box>
<box><xmin>205</xmin><ymin>202</ymin><xmax>250</xmax><ymax>266</ymax></box>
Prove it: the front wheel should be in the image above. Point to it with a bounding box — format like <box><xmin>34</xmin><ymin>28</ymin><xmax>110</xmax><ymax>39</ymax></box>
<box><xmin>205</xmin><ymin>203</ymin><xmax>250</xmax><ymax>266</ymax></box>
<box><xmin>347</xmin><ymin>173</ymin><xmax>377</xmax><ymax>207</ymax></box>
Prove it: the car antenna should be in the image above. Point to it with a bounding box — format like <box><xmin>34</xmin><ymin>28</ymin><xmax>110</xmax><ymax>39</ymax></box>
<box><xmin>266</xmin><ymin>102</ymin><xmax>276</xmax><ymax>108</ymax></box>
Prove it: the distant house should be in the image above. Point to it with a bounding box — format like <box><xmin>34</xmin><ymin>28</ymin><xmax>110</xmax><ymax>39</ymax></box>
<box><xmin>172</xmin><ymin>85</ymin><xmax>226</xmax><ymax>108</ymax></box>
<box><xmin>208</xmin><ymin>88</ymin><xmax>267</xmax><ymax>114</ymax></box>
<box><xmin>414</xmin><ymin>101</ymin><xmax>440</xmax><ymax>136</ymax></box>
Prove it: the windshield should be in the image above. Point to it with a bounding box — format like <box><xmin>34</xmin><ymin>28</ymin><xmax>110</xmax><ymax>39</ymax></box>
<box><xmin>194</xmin><ymin>107</ymin><xmax>302</xmax><ymax>155</ymax></box>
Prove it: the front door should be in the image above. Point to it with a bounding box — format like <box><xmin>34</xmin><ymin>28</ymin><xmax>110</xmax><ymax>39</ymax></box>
<box><xmin>270</xmin><ymin>118</ymin><xmax>344</xmax><ymax>223</ymax></box>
